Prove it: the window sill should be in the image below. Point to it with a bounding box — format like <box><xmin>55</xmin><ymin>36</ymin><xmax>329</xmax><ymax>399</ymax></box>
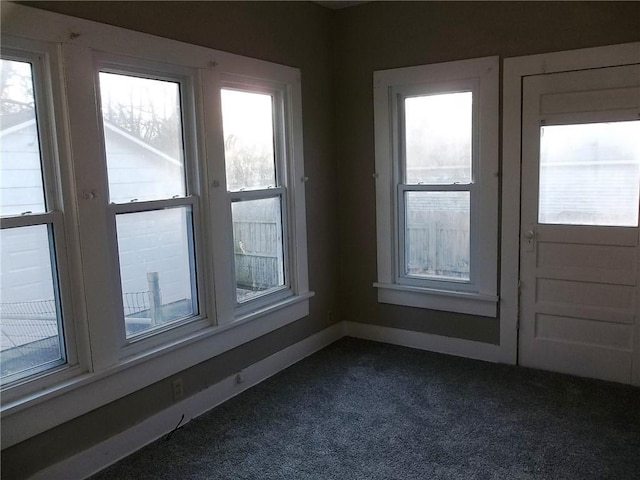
<box><xmin>0</xmin><ymin>292</ymin><xmax>314</xmax><ymax>449</ymax></box>
<box><xmin>374</xmin><ymin>282</ymin><xmax>498</xmax><ymax>317</ymax></box>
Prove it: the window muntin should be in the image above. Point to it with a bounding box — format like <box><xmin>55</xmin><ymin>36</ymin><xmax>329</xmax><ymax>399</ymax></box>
<box><xmin>538</xmin><ymin>121</ymin><xmax>640</xmax><ymax>227</ymax></box>
<box><xmin>0</xmin><ymin>54</ymin><xmax>67</xmax><ymax>385</ymax></box>
<box><xmin>399</xmin><ymin>90</ymin><xmax>475</xmax><ymax>284</ymax></box>
<box><xmin>98</xmin><ymin>68</ymin><xmax>200</xmax><ymax>340</ymax></box>
<box><xmin>221</xmin><ymin>86</ymin><xmax>290</xmax><ymax>305</ymax></box>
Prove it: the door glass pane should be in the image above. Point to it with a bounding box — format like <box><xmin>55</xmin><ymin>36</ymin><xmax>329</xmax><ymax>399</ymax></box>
<box><xmin>221</xmin><ymin>89</ymin><xmax>276</xmax><ymax>192</ymax></box>
<box><xmin>405</xmin><ymin>191</ymin><xmax>470</xmax><ymax>281</ymax></box>
<box><xmin>0</xmin><ymin>59</ymin><xmax>46</xmax><ymax>215</ymax></box>
<box><xmin>404</xmin><ymin>91</ymin><xmax>472</xmax><ymax>185</ymax></box>
<box><xmin>539</xmin><ymin>121</ymin><xmax>640</xmax><ymax>226</ymax></box>
<box><xmin>232</xmin><ymin>197</ymin><xmax>285</xmax><ymax>302</ymax></box>
<box><xmin>116</xmin><ymin>207</ymin><xmax>197</xmax><ymax>338</ymax></box>
<box><xmin>0</xmin><ymin>225</ymin><xmax>65</xmax><ymax>383</ymax></box>
<box><xmin>99</xmin><ymin>72</ymin><xmax>186</xmax><ymax>203</ymax></box>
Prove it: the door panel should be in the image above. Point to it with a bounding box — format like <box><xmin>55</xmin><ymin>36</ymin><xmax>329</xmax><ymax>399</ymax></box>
<box><xmin>519</xmin><ymin>64</ymin><xmax>640</xmax><ymax>385</ymax></box>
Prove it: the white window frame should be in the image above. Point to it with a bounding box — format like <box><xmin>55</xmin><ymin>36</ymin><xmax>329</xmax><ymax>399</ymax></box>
<box><xmin>219</xmin><ymin>78</ymin><xmax>294</xmax><ymax>316</ymax></box>
<box><xmin>373</xmin><ymin>56</ymin><xmax>499</xmax><ymax>317</ymax></box>
<box><xmin>0</xmin><ymin>3</ymin><xmax>312</xmax><ymax>449</ymax></box>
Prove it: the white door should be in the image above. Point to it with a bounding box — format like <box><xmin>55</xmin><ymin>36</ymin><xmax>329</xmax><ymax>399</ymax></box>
<box><xmin>519</xmin><ymin>63</ymin><xmax>640</xmax><ymax>385</ymax></box>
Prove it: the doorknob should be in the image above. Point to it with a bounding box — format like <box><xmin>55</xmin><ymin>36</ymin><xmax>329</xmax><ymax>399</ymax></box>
<box><xmin>524</xmin><ymin>229</ymin><xmax>535</xmax><ymax>239</ymax></box>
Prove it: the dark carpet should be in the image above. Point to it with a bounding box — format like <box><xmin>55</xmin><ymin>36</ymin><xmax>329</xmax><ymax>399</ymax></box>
<box><xmin>91</xmin><ymin>337</ymin><xmax>640</xmax><ymax>479</ymax></box>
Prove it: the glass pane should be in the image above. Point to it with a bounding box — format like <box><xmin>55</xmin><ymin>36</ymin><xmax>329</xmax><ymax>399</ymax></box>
<box><xmin>221</xmin><ymin>89</ymin><xmax>276</xmax><ymax>191</ymax></box>
<box><xmin>0</xmin><ymin>59</ymin><xmax>46</xmax><ymax>216</ymax></box>
<box><xmin>405</xmin><ymin>191</ymin><xmax>470</xmax><ymax>281</ymax></box>
<box><xmin>404</xmin><ymin>91</ymin><xmax>472</xmax><ymax>185</ymax></box>
<box><xmin>1</xmin><ymin>225</ymin><xmax>65</xmax><ymax>383</ymax></box>
<box><xmin>232</xmin><ymin>197</ymin><xmax>285</xmax><ymax>302</ymax></box>
<box><xmin>116</xmin><ymin>207</ymin><xmax>197</xmax><ymax>338</ymax></box>
<box><xmin>99</xmin><ymin>72</ymin><xmax>186</xmax><ymax>203</ymax></box>
<box><xmin>539</xmin><ymin>121</ymin><xmax>640</xmax><ymax>226</ymax></box>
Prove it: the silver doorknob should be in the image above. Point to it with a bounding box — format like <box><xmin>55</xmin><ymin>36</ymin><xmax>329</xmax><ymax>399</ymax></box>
<box><xmin>524</xmin><ymin>229</ymin><xmax>535</xmax><ymax>239</ymax></box>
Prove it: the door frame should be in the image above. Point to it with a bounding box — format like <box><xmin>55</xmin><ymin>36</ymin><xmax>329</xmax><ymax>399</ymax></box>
<box><xmin>500</xmin><ymin>42</ymin><xmax>640</xmax><ymax>366</ymax></box>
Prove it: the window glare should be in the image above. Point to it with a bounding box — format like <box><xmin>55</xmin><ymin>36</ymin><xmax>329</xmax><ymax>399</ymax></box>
<box><xmin>404</xmin><ymin>91</ymin><xmax>472</xmax><ymax>185</ymax></box>
<box><xmin>221</xmin><ymin>89</ymin><xmax>276</xmax><ymax>191</ymax></box>
<box><xmin>0</xmin><ymin>58</ymin><xmax>46</xmax><ymax>216</ymax></box>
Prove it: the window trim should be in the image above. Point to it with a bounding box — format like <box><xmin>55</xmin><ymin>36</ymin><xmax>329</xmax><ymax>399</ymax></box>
<box><xmin>373</xmin><ymin>56</ymin><xmax>499</xmax><ymax>317</ymax></box>
<box><xmin>1</xmin><ymin>3</ymin><xmax>312</xmax><ymax>449</ymax></box>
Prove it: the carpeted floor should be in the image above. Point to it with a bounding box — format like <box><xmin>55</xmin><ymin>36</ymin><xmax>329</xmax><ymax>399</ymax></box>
<box><xmin>91</xmin><ymin>337</ymin><xmax>640</xmax><ymax>479</ymax></box>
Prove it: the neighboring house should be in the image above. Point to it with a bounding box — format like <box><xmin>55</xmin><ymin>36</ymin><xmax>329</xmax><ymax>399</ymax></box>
<box><xmin>0</xmin><ymin>114</ymin><xmax>193</xmax><ymax>364</ymax></box>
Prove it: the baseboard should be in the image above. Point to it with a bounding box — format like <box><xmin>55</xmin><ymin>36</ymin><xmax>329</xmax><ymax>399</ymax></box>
<box><xmin>344</xmin><ymin>321</ymin><xmax>501</xmax><ymax>363</ymax></box>
<box><xmin>29</xmin><ymin>320</ymin><xmax>499</xmax><ymax>479</ymax></box>
<box><xmin>30</xmin><ymin>322</ymin><xmax>345</xmax><ymax>480</ymax></box>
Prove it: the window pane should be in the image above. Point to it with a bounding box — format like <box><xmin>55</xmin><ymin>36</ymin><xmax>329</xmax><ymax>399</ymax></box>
<box><xmin>1</xmin><ymin>225</ymin><xmax>65</xmax><ymax>383</ymax></box>
<box><xmin>405</xmin><ymin>191</ymin><xmax>470</xmax><ymax>281</ymax></box>
<box><xmin>404</xmin><ymin>92</ymin><xmax>472</xmax><ymax>185</ymax></box>
<box><xmin>539</xmin><ymin>121</ymin><xmax>640</xmax><ymax>226</ymax></box>
<box><xmin>222</xmin><ymin>89</ymin><xmax>276</xmax><ymax>191</ymax></box>
<box><xmin>232</xmin><ymin>197</ymin><xmax>285</xmax><ymax>302</ymax></box>
<box><xmin>116</xmin><ymin>207</ymin><xmax>197</xmax><ymax>337</ymax></box>
<box><xmin>99</xmin><ymin>72</ymin><xmax>186</xmax><ymax>203</ymax></box>
<box><xmin>0</xmin><ymin>59</ymin><xmax>46</xmax><ymax>216</ymax></box>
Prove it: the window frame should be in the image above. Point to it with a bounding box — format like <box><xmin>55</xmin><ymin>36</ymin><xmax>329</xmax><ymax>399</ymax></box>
<box><xmin>92</xmin><ymin>55</ymin><xmax>208</xmax><ymax>354</ymax></box>
<box><xmin>373</xmin><ymin>56</ymin><xmax>499</xmax><ymax>317</ymax></box>
<box><xmin>1</xmin><ymin>3</ymin><xmax>312</xmax><ymax>449</ymax></box>
<box><xmin>220</xmin><ymin>80</ymin><xmax>294</xmax><ymax>314</ymax></box>
<box><xmin>0</xmin><ymin>40</ymin><xmax>83</xmax><ymax>396</ymax></box>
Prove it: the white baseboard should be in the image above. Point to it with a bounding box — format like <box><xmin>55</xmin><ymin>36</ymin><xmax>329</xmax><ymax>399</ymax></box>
<box><xmin>29</xmin><ymin>320</ymin><xmax>499</xmax><ymax>479</ymax></box>
<box><xmin>30</xmin><ymin>322</ymin><xmax>344</xmax><ymax>480</ymax></box>
<box><xmin>344</xmin><ymin>321</ymin><xmax>501</xmax><ymax>363</ymax></box>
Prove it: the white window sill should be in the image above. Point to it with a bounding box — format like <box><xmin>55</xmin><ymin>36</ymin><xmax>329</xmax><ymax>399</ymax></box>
<box><xmin>374</xmin><ymin>282</ymin><xmax>498</xmax><ymax>317</ymax></box>
<box><xmin>0</xmin><ymin>292</ymin><xmax>313</xmax><ymax>449</ymax></box>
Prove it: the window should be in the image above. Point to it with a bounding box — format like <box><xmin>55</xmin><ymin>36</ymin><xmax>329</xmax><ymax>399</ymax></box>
<box><xmin>97</xmin><ymin>68</ymin><xmax>199</xmax><ymax>340</ymax></box>
<box><xmin>1</xmin><ymin>3</ymin><xmax>311</xmax><ymax>448</ymax></box>
<box><xmin>373</xmin><ymin>57</ymin><xmax>499</xmax><ymax>316</ymax></box>
<box><xmin>221</xmin><ymin>87</ymin><xmax>288</xmax><ymax>307</ymax></box>
<box><xmin>0</xmin><ymin>52</ymin><xmax>74</xmax><ymax>385</ymax></box>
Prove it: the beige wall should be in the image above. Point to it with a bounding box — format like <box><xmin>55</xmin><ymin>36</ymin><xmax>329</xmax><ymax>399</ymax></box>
<box><xmin>3</xmin><ymin>1</ymin><xmax>640</xmax><ymax>477</ymax></box>
<box><xmin>333</xmin><ymin>1</ymin><xmax>640</xmax><ymax>342</ymax></box>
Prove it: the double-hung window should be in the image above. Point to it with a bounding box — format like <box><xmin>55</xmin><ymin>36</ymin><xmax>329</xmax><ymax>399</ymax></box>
<box><xmin>96</xmin><ymin>61</ymin><xmax>201</xmax><ymax>343</ymax></box>
<box><xmin>373</xmin><ymin>57</ymin><xmax>499</xmax><ymax>316</ymax></box>
<box><xmin>221</xmin><ymin>84</ymin><xmax>289</xmax><ymax>309</ymax></box>
<box><xmin>1</xmin><ymin>3</ymin><xmax>311</xmax><ymax>449</ymax></box>
<box><xmin>0</xmin><ymin>43</ymin><xmax>76</xmax><ymax>387</ymax></box>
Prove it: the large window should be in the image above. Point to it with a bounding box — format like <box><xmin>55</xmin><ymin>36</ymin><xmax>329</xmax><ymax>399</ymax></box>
<box><xmin>0</xmin><ymin>53</ymin><xmax>71</xmax><ymax>384</ymax></box>
<box><xmin>98</xmin><ymin>69</ymin><xmax>199</xmax><ymax>340</ymax></box>
<box><xmin>1</xmin><ymin>3</ymin><xmax>311</xmax><ymax>449</ymax></box>
<box><xmin>373</xmin><ymin>57</ymin><xmax>499</xmax><ymax>316</ymax></box>
<box><xmin>221</xmin><ymin>87</ymin><xmax>288</xmax><ymax>307</ymax></box>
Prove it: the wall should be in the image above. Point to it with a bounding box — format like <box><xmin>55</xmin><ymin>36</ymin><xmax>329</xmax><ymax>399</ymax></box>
<box><xmin>1</xmin><ymin>1</ymin><xmax>338</xmax><ymax>478</ymax></box>
<box><xmin>333</xmin><ymin>1</ymin><xmax>640</xmax><ymax>343</ymax></box>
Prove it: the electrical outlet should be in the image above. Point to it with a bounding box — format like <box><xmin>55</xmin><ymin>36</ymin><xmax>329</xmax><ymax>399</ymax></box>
<box><xmin>236</xmin><ymin>371</ymin><xmax>245</xmax><ymax>384</ymax></box>
<box><xmin>172</xmin><ymin>378</ymin><xmax>184</xmax><ymax>401</ymax></box>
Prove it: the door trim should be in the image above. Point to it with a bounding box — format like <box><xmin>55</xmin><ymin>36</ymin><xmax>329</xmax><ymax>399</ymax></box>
<box><xmin>500</xmin><ymin>42</ymin><xmax>640</xmax><ymax>366</ymax></box>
